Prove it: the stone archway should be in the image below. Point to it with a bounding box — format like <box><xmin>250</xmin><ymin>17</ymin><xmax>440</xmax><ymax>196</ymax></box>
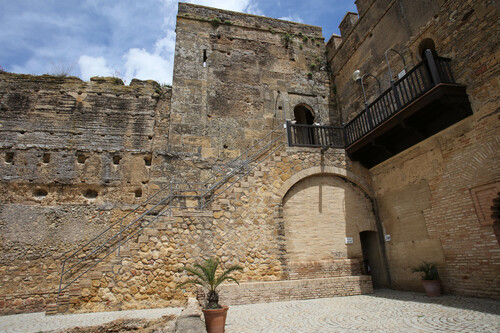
<box><xmin>281</xmin><ymin>173</ymin><xmax>378</xmax><ymax>280</ymax></box>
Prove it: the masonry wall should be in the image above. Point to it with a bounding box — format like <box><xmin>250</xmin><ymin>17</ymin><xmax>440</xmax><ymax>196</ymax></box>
<box><xmin>0</xmin><ymin>73</ymin><xmax>174</xmax><ymax>313</ymax></box>
<box><xmin>283</xmin><ymin>174</ymin><xmax>376</xmax><ymax>262</ymax></box>
<box><xmin>170</xmin><ymin>3</ymin><xmax>334</xmax><ymax>166</ymax></box>
<box><xmin>328</xmin><ymin>0</ymin><xmax>500</xmax><ymax>298</ymax></box>
<box><xmin>0</xmin><ymin>4</ymin><xmax>375</xmax><ymax>314</ymax></box>
<box><xmin>65</xmin><ymin>147</ymin><xmax>374</xmax><ymax>313</ymax></box>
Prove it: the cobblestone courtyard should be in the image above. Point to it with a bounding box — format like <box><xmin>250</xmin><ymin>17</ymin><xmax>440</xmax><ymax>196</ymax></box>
<box><xmin>0</xmin><ymin>290</ymin><xmax>499</xmax><ymax>332</ymax></box>
<box><xmin>226</xmin><ymin>290</ymin><xmax>500</xmax><ymax>332</ymax></box>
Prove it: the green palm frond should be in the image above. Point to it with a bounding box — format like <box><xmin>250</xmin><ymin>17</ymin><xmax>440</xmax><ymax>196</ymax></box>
<box><xmin>176</xmin><ymin>279</ymin><xmax>205</xmax><ymax>290</ymax></box>
<box><xmin>412</xmin><ymin>262</ymin><xmax>439</xmax><ymax>280</ymax></box>
<box><xmin>214</xmin><ymin>265</ymin><xmax>243</xmax><ymax>289</ymax></box>
<box><xmin>177</xmin><ymin>257</ymin><xmax>243</xmax><ymax>307</ymax></box>
<box><xmin>184</xmin><ymin>266</ymin><xmax>206</xmax><ymax>283</ymax></box>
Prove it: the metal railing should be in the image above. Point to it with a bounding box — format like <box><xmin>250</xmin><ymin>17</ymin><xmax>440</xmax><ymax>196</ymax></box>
<box><xmin>56</xmin><ymin>122</ymin><xmax>286</xmax><ymax>306</ymax></box>
<box><xmin>286</xmin><ymin>51</ymin><xmax>456</xmax><ymax>149</ymax></box>
<box><xmin>286</xmin><ymin>121</ymin><xmax>344</xmax><ymax>148</ymax></box>
<box><xmin>344</xmin><ymin>51</ymin><xmax>455</xmax><ymax>146</ymax></box>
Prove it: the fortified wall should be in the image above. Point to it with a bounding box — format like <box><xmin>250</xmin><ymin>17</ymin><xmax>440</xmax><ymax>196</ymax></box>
<box><xmin>328</xmin><ymin>0</ymin><xmax>499</xmax><ymax>297</ymax></box>
<box><xmin>0</xmin><ymin>0</ymin><xmax>499</xmax><ymax>316</ymax></box>
<box><xmin>0</xmin><ymin>3</ymin><xmax>375</xmax><ymax>314</ymax></box>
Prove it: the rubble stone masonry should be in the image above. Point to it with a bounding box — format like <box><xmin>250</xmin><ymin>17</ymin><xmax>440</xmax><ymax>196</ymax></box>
<box><xmin>0</xmin><ymin>0</ymin><xmax>498</xmax><ymax>315</ymax></box>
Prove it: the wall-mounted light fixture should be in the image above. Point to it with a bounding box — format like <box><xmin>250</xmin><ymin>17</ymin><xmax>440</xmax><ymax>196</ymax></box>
<box><xmin>352</xmin><ymin>70</ymin><xmax>362</xmax><ymax>82</ymax></box>
<box><xmin>361</xmin><ymin>73</ymin><xmax>381</xmax><ymax>106</ymax></box>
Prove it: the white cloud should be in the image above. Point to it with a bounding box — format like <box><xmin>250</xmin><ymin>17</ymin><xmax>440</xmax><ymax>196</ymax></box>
<box><xmin>185</xmin><ymin>0</ymin><xmax>253</xmax><ymax>13</ymax></box>
<box><xmin>278</xmin><ymin>15</ymin><xmax>304</xmax><ymax>23</ymax></box>
<box><xmin>78</xmin><ymin>55</ymin><xmax>114</xmax><ymax>80</ymax></box>
<box><xmin>124</xmin><ymin>49</ymin><xmax>173</xmax><ymax>84</ymax></box>
<box><xmin>3</xmin><ymin>0</ymin><xmax>262</xmax><ymax>84</ymax></box>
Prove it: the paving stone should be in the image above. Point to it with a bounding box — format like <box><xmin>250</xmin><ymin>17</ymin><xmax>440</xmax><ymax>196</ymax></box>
<box><xmin>225</xmin><ymin>290</ymin><xmax>500</xmax><ymax>332</ymax></box>
<box><xmin>0</xmin><ymin>307</ymin><xmax>182</xmax><ymax>333</ymax></box>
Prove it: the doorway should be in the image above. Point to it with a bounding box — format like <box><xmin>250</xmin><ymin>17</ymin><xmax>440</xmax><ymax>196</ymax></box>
<box><xmin>293</xmin><ymin>104</ymin><xmax>315</xmax><ymax>145</ymax></box>
<box><xmin>359</xmin><ymin>231</ymin><xmax>388</xmax><ymax>288</ymax></box>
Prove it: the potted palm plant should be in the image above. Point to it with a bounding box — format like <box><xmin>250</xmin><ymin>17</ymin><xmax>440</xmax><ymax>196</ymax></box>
<box><xmin>412</xmin><ymin>262</ymin><xmax>440</xmax><ymax>297</ymax></box>
<box><xmin>177</xmin><ymin>257</ymin><xmax>243</xmax><ymax>333</ymax></box>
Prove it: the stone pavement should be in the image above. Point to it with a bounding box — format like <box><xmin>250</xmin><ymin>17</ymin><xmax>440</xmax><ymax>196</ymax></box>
<box><xmin>0</xmin><ymin>290</ymin><xmax>499</xmax><ymax>332</ymax></box>
<box><xmin>225</xmin><ymin>289</ymin><xmax>500</xmax><ymax>333</ymax></box>
<box><xmin>0</xmin><ymin>307</ymin><xmax>182</xmax><ymax>333</ymax></box>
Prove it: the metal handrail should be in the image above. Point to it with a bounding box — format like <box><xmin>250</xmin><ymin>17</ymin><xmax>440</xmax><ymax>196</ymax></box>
<box><xmin>57</xmin><ymin>119</ymin><xmax>287</xmax><ymax>305</ymax></box>
<box><xmin>202</xmin><ymin>122</ymin><xmax>284</xmax><ymax>188</ymax></box>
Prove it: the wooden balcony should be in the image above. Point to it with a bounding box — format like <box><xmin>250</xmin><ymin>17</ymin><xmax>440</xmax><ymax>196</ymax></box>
<box><xmin>286</xmin><ymin>51</ymin><xmax>472</xmax><ymax>168</ymax></box>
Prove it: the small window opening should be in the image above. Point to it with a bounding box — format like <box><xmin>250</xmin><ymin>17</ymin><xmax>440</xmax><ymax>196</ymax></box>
<box><xmin>418</xmin><ymin>38</ymin><xmax>437</xmax><ymax>60</ymax></box>
<box><xmin>83</xmin><ymin>189</ymin><xmax>98</xmax><ymax>199</ymax></box>
<box><xmin>34</xmin><ymin>188</ymin><xmax>48</xmax><ymax>197</ymax></box>
<box><xmin>113</xmin><ymin>155</ymin><xmax>121</xmax><ymax>165</ymax></box>
<box><xmin>135</xmin><ymin>189</ymin><xmax>143</xmax><ymax>198</ymax></box>
<box><xmin>203</xmin><ymin>49</ymin><xmax>207</xmax><ymax>67</ymax></box>
<box><xmin>144</xmin><ymin>155</ymin><xmax>152</xmax><ymax>166</ymax></box>
<box><xmin>43</xmin><ymin>153</ymin><xmax>50</xmax><ymax>163</ymax></box>
<box><xmin>77</xmin><ymin>153</ymin><xmax>87</xmax><ymax>164</ymax></box>
<box><xmin>5</xmin><ymin>152</ymin><xmax>14</xmax><ymax>163</ymax></box>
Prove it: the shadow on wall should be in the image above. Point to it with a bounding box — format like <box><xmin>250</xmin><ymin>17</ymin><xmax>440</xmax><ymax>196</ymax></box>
<box><xmin>281</xmin><ymin>173</ymin><xmax>384</xmax><ymax>284</ymax></box>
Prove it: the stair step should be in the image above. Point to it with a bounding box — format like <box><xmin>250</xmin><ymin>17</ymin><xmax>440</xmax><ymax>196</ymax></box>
<box><xmin>52</xmin><ymin>127</ymin><xmax>284</xmax><ymax>314</ymax></box>
<box><xmin>45</xmin><ymin>304</ymin><xmax>58</xmax><ymax>316</ymax></box>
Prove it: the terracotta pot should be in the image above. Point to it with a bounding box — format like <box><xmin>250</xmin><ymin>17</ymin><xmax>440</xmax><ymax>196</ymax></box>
<box><xmin>202</xmin><ymin>306</ymin><xmax>229</xmax><ymax>333</ymax></box>
<box><xmin>422</xmin><ymin>280</ymin><xmax>441</xmax><ymax>297</ymax></box>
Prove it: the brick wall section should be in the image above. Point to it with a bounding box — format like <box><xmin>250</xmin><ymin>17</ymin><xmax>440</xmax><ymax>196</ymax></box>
<box><xmin>283</xmin><ymin>174</ymin><xmax>377</xmax><ymax>262</ymax></box>
<box><xmin>0</xmin><ymin>292</ymin><xmax>57</xmax><ymax>315</ymax></box>
<box><xmin>288</xmin><ymin>259</ymin><xmax>364</xmax><ymax>280</ymax></box>
<box><xmin>198</xmin><ymin>276</ymin><xmax>373</xmax><ymax>306</ymax></box>
<box><xmin>328</xmin><ymin>0</ymin><xmax>500</xmax><ymax>299</ymax></box>
<box><xmin>367</xmin><ymin>0</ymin><xmax>500</xmax><ymax>298</ymax></box>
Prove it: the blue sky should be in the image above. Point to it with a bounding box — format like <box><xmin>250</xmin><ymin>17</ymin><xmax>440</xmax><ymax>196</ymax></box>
<box><xmin>0</xmin><ymin>0</ymin><xmax>357</xmax><ymax>84</ymax></box>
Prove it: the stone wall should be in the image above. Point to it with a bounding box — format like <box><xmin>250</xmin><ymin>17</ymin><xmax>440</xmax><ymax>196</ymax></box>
<box><xmin>328</xmin><ymin>0</ymin><xmax>500</xmax><ymax>298</ymax></box>
<box><xmin>48</xmin><ymin>145</ymin><xmax>374</xmax><ymax>313</ymax></box>
<box><xmin>199</xmin><ymin>276</ymin><xmax>373</xmax><ymax>306</ymax></box>
<box><xmin>0</xmin><ymin>70</ymin><xmax>372</xmax><ymax>313</ymax></box>
<box><xmin>0</xmin><ymin>73</ymin><xmax>173</xmax><ymax>313</ymax></box>
<box><xmin>3</xmin><ymin>0</ymin><xmax>497</xmax><ymax>315</ymax></box>
<box><xmin>170</xmin><ymin>3</ymin><xmax>334</xmax><ymax>165</ymax></box>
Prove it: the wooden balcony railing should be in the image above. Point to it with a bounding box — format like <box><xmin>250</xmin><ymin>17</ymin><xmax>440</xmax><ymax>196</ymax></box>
<box><xmin>286</xmin><ymin>121</ymin><xmax>344</xmax><ymax>148</ymax></box>
<box><xmin>286</xmin><ymin>50</ymin><xmax>459</xmax><ymax>151</ymax></box>
<box><xmin>344</xmin><ymin>51</ymin><xmax>455</xmax><ymax>147</ymax></box>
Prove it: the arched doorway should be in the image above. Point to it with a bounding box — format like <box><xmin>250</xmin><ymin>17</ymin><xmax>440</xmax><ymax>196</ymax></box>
<box><xmin>293</xmin><ymin>104</ymin><xmax>315</xmax><ymax>145</ymax></box>
<box><xmin>293</xmin><ymin>104</ymin><xmax>315</xmax><ymax>125</ymax></box>
<box><xmin>282</xmin><ymin>174</ymin><xmax>382</xmax><ymax>280</ymax></box>
<box><xmin>418</xmin><ymin>38</ymin><xmax>437</xmax><ymax>60</ymax></box>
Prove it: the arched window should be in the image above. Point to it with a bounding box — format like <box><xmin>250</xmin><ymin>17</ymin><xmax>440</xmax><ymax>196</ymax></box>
<box><xmin>418</xmin><ymin>38</ymin><xmax>437</xmax><ymax>60</ymax></box>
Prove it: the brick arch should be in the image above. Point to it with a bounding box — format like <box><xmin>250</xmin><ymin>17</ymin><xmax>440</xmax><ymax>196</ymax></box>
<box><xmin>277</xmin><ymin>166</ymin><xmax>373</xmax><ymax>200</ymax></box>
